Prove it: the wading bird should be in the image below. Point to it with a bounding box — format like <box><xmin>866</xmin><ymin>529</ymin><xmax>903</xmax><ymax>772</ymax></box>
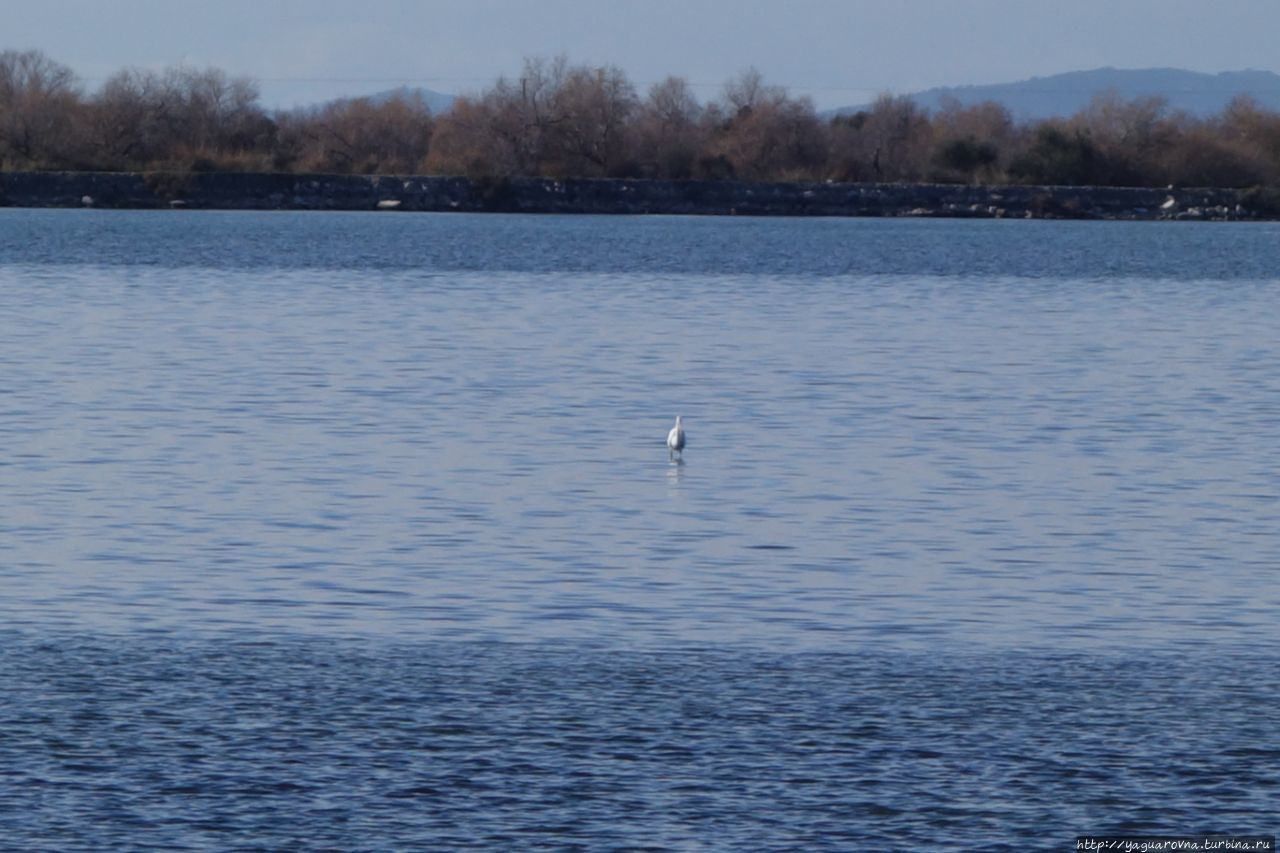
<box><xmin>667</xmin><ymin>415</ymin><xmax>685</xmax><ymax>459</ymax></box>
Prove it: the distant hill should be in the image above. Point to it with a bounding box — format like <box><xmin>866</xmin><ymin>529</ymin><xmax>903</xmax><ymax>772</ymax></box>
<box><xmin>302</xmin><ymin>86</ymin><xmax>455</xmax><ymax>114</ymax></box>
<box><xmin>365</xmin><ymin>86</ymin><xmax>455</xmax><ymax>114</ymax></box>
<box><xmin>832</xmin><ymin>68</ymin><xmax>1280</xmax><ymax>120</ymax></box>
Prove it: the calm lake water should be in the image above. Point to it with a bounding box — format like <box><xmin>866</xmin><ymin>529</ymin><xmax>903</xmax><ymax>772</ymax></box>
<box><xmin>1</xmin><ymin>210</ymin><xmax>1277</xmax><ymax>848</ymax></box>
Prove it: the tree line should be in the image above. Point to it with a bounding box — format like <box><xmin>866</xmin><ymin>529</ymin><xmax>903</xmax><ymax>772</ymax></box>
<box><xmin>5</xmin><ymin>48</ymin><xmax>1280</xmax><ymax>188</ymax></box>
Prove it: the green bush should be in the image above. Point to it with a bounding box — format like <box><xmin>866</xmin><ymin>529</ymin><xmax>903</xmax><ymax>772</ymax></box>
<box><xmin>1009</xmin><ymin>126</ymin><xmax>1105</xmax><ymax>186</ymax></box>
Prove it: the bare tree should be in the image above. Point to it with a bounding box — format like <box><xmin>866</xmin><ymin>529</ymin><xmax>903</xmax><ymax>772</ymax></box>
<box><xmin>424</xmin><ymin>95</ymin><xmax>502</xmax><ymax>176</ymax></box>
<box><xmin>177</xmin><ymin>67</ymin><xmax>266</xmax><ymax>155</ymax></box>
<box><xmin>484</xmin><ymin>55</ymin><xmax>571</xmax><ymax>175</ymax></box>
<box><xmin>722</xmin><ymin>67</ymin><xmax>783</xmax><ymax>115</ymax></box>
<box><xmin>428</xmin><ymin>56</ymin><xmax>636</xmax><ymax>177</ymax></box>
<box><xmin>84</xmin><ymin>65</ymin><xmax>271</xmax><ymax>170</ymax></box>
<box><xmin>1070</xmin><ymin>90</ymin><xmax>1173</xmax><ymax>184</ymax></box>
<box><xmin>0</xmin><ymin>49</ymin><xmax>82</xmax><ymax>168</ymax></box>
<box><xmin>552</xmin><ymin>64</ymin><xmax>637</xmax><ymax>175</ymax></box>
<box><xmin>279</xmin><ymin>92</ymin><xmax>433</xmax><ymax>174</ymax></box>
<box><xmin>1214</xmin><ymin>95</ymin><xmax>1280</xmax><ymax>182</ymax></box>
<box><xmin>89</xmin><ymin>68</ymin><xmax>168</xmax><ymax>166</ymax></box>
<box><xmin>829</xmin><ymin>94</ymin><xmax>931</xmax><ymax>182</ymax></box>
<box><xmin>706</xmin><ymin>69</ymin><xmax>827</xmax><ymax>181</ymax></box>
<box><xmin>633</xmin><ymin>76</ymin><xmax>706</xmax><ymax>178</ymax></box>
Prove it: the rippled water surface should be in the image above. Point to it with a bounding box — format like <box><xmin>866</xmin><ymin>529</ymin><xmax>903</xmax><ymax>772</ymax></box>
<box><xmin>1</xmin><ymin>210</ymin><xmax>1277</xmax><ymax>848</ymax></box>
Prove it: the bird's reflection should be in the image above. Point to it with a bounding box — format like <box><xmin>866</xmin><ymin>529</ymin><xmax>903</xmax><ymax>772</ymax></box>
<box><xmin>666</xmin><ymin>456</ymin><xmax>685</xmax><ymax>490</ymax></box>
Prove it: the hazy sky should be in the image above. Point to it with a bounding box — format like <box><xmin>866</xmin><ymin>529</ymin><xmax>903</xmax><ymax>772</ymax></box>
<box><xmin>8</xmin><ymin>0</ymin><xmax>1280</xmax><ymax>109</ymax></box>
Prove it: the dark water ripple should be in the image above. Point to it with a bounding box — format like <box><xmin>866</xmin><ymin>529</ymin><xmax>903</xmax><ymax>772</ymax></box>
<box><xmin>0</xmin><ymin>637</ymin><xmax>1275</xmax><ymax>851</ymax></box>
<box><xmin>4</xmin><ymin>208</ymin><xmax>1280</xmax><ymax>279</ymax></box>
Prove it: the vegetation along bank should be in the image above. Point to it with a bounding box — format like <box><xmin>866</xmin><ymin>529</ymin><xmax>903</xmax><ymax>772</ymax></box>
<box><xmin>5</xmin><ymin>48</ymin><xmax>1280</xmax><ymax>217</ymax></box>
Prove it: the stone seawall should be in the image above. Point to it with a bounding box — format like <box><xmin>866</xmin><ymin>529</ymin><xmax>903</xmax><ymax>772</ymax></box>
<box><xmin>0</xmin><ymin>171</ymin><xmax>1268</xmax><ymax>220</ymax></box>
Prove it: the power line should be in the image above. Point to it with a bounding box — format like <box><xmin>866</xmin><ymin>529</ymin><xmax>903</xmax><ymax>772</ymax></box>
<box><xmin>72</xmin><ymin>72</ymin><xmax>889</xmax><ymax>93</ymax></box>
<box><xmin>69</xmin><ymin>74</ymin><xmax>1280</xmax><ymax>99</ymax></box>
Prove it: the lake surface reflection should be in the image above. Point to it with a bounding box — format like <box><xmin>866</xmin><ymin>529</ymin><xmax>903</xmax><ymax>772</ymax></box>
<box><xmin>3</xmin><ymin>211</ymin><xmax>1278</xmax><ymax>650</ymax></box>
<box><xmin>1</xmin><ymin>211</ymin><xmax>1277</xmax><ymax>848</ymax></box>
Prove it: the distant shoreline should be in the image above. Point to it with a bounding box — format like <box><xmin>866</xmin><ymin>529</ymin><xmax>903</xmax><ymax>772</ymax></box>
<box><xmin>0</xmin><ymin>171</ymin><xmax>1271</xmax><ymax>221</ymax></box>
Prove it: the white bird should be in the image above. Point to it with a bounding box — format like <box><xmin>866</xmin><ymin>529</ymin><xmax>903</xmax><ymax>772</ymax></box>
<box><xmin>667</xmin><ymin>415</ymin><xmax>686</xmax><ymax>458</ymax></box>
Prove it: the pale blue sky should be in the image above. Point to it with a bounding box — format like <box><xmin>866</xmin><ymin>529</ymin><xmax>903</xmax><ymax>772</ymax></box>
<box><xmin>7</xmin><ymin>0</ymin><xmax>1280</xmax><ymax>109</ymax></box>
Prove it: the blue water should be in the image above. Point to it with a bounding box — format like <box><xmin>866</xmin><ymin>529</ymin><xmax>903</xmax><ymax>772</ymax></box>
<box><xmin>1</xmin><ymin>210</ymin><xmax>1277</xmax><ymax>848</ymax></box>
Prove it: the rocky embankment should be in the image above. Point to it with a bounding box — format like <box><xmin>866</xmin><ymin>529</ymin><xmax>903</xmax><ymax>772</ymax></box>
<box><xmin>0</xmin><ymin>171</ymin><xmax>1272</xmax><ymax>220</ymax></box>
